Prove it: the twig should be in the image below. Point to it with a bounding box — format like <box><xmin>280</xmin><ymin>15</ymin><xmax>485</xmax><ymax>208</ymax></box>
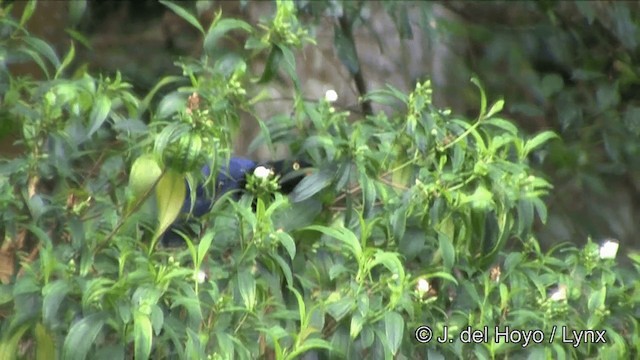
<box><xmin>337</xmin><ymin>13</ymin><xmax>373</xmax><ymax>117</ymax></box>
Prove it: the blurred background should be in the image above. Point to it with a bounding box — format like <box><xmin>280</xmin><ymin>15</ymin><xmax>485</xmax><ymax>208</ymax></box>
<box><xmin>6</xmin><ymin>0</ymin><xmax>640</xmax><ymax>251</ymax></box>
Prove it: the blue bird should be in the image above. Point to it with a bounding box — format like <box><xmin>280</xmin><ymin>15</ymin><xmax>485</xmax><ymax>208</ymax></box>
<box><xmin>181</xmin><ymin>157</ymin><xmax>257</xmax><ymax>217</ymax></box>
<box><xmin>161</xmin><ymin>156</ymin><xmax>311</xmax><ymax>247</ymax></box>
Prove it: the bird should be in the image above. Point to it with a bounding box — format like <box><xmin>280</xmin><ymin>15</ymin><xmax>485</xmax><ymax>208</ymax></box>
<box><xmin>161</xmin><ymin>156</ymin><xmax>311</xmax><ymax>247</ymax></box>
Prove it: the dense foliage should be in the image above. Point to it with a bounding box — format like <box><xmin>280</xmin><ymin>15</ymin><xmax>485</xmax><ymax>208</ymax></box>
<box><xmin>1</xmin><ymin>1</ymin><xmax>639</xmax><ymax>359</ymax></box>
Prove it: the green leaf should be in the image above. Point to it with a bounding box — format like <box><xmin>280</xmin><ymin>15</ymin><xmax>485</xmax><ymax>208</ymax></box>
<box><xmin>278</xmin><ymin>45</ymin><xmax>300</xmax><ymax>90</ymax></box>
<box><xmin>128</xmin><ymin>154</ymin><xmax>162</xmax><ymax>201</ymax></box>
<box><xmin>471</xmin><ymin>77</ymin><xmax>487</xmax><ymax>120</ymax></box>
<box><xmin>150</xmin><ymin>305</ymin><xmax>164</xmax><ymax>336</ymax></box>
<box><xmin>384</xmin><ymin>312</ymin><xmax>404</xmax><ymax>355</ymax></box>
<box><xmin>368</xmin><ymin>251</ymin><xmax>405</xmax><ymax>283</ymax></box>
<box><xmin>438</xmin><ymin>231</ymin><xmax>455</xmax><ymax>271</ymax></box>
<box><xmin>523</xmin><ymin>130</ymin><xmax>558</xmax><ymax>157</ymax></box>
<box><xmin>141</xmin><ymin>76</ymin><xmax>184</xmax><ymax>115</ymax></box>
<box><xmin>42</xmin><ymin>280</ymin><xmax>72</xmax><ymax>327</ymax></box>
<box><xmin>23</xmin><ymin>36</ymin><xmax>60</xmax><ymax>70</ymax></box>
<box><xmin>34</xmin><ymin>323</ymin><xmax>56</xmax><ymax>360</ymax></box>
<box><xmin>17</xmin><ymin>47</ymin><xmax>50</xmax><ymax>78</ymax></box>
<box><xmin>68</xmin><ymin>0</ymin><xmax>88</xmax><ymax>26</ymax></box>
<box><xmin>154</xmin><ymin>170</ymin><xmax>186</xmax><ymax>243</ymax></box>
<box><xmin>88</xmin><ymin>95</ymin><xmax>112</xmax><ymax>137</ymax></box>
<box><xmin>204</xmin><ymin>18</ymin><xmax>252</xmax><ymax>56</ymax></box>
<box><xmin>290</xmin><ymin>169</ymin><xmax>333</xmax><ymax>203</ymax></box>
<box><xmin>350</xmin><ymin>312</ymin><xmax>364</xmax><ymax>339</ymax></box>
<box><xmin>134</xmin><ymin>312</ymin><xmax>153</xmax><ymax>360</ymax></box>
<box><xmin>516</xmin><ymin>199</ymin><xmax>534</xmax><ymax>235</ymax></box>
<box><xmin>237</xmin><ymin>270</ymin><xmax>256</xmax><ymax>310</ymax></box>
<box><xmin>483</xmin><ymin>117</ymin><xmax>518</xmax><ymax>135</ymax></box>
<box><xmin>360</xmin><ymin>174</ymin><xmax>376</xmax><ymax>216</ymax></box>
<box><xmin>485</xmin><ymin>98</ymin><xmax>505</xmax><ymax>118</ymax></box>
<box><xmin>333</xmin><ymin>24</ymin><xmax>359</xmax><ymax>74</ymax></box>
<box><xmin>19</xmin><ymin>0</ymin><xmax>37</xmax><ymax>26</ymax></box>
<box><xmin>305</xmin><ymin>225</ymin><xmax>362</xmax><ymax>261</ymax></box>
<box><xmin>326</xmin><ymin>295</ymin><xmax>354</xmax><ymax>321</ymax></box>
<box><xmin>159</xmin><ymin>0</ymin><xmax>204</xmax><ymax>34</ymax></box>
<box><xmin>587</xmin><ymin>286</ymin><xmax>607</xmax><ymax>313</ymax></box>
<box><xmin>272</xmin><ymin>253</ymin><xmax>294</xmax><ymax>287</ymax></box>
<box><xmin>62</xmin><ymin>312</ymin><xmax>107</xmax><ymax>360</ymax></box>
<box><xmin>197</xmin><ymin>228</ymin><xmax>215</xmax><ymax>266</ymax></box>
<box><xmin>276</xmin><ymin>231</ymin><xmax>296</xmax><ymax>260</ymax></box>
<box><xmin>0</xmin><ymin>325</ymin><xmax>30</xmax><ymax>360</ymax></box>
<box><xmin>464</xmin><ymin>186</ymin><xmax>494</xmax><ymax>210</ymax></box>
<box><xmin>285</xmin><ymin>339</ymin><xmax>333</xmax><ymax>360</ymax></box>
<box><xmin>55</xmin><ymin>41</ymin><xmax>76</xmax><ymax>79</ymax></box>
<box><xmin>258</xmin><ymin>46</ymin><xmax>282</xmax><ymax>84</ymax></box>
<box><xmin>390</xmin><ymin>205</ymin><xmax>407</xmax><ymax>241</ymax></box>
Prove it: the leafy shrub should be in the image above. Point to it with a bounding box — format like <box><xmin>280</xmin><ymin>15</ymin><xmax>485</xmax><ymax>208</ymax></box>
<box><xmin>0</xmin><ymin>1</ymin><xmax>639</xmax><ymax>359</ymax></box>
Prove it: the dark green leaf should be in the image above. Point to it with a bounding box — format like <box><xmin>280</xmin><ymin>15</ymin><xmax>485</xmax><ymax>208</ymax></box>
<box><xmin>384</xmin><ymin>311</ymin><xmax>404</xmax><ymax>355</ymax></box>
<box><xmin>88</xmin><ymin>95</ymin><xmax>111</xmax><ymax>137</ymax></box>
<box><xmin>204</xmin><ymin>18</ymin><xmax>252</xmax><ymax>56</ymax></box>
<box><xmin>159</xmin><ymin>0</ymin><xmax>204</xmax><ymax>34</ymax></box>
<box><xmin>438</xmin><ymin>230</ymin><xmax>455</xmax><ymax>271</ymax></box>
<box><xmin>237</xmin><ymin>270</ymin><xmax>256</xmax><ymax>310</ymax></box>
<box><xmin>62</xmin><ymin>312</ymin><xmax>107</xmax><ymax>360</ymax></box>
<box><xmin>334</xmin><ymin>25</ymin><xmax>359</xmax><ymax>74</ymax></box>
<box><xmin>42</xmin><ymin>280</ymin><xmax>71</xmax><ymax>326</ymax></box>
<box><xmin>290</xmin><ymin>169</ymin><xmax>334</xmax><ymax>203</ymax></box>
<box><xmin>258</xmin><ymin>46</ymin><xmax>282</xmax><ymax>84</ymax></box>
<box><xmin>23</xmin><ymin>36</ymin><xmax>60</xmax><ymax>70</ymax></box>
<box><xmin>55</xmin><ymin>41</ymin><xmax>75</xmax><ymax>79</ymax></box>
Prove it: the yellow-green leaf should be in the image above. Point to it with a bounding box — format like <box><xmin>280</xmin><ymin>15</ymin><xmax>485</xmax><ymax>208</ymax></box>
<box><xmin>154</xmin><ymin>170</ymin><xmax>186</xmax><ymax>242</ymax></box>
<box><xmin>35</xmin><ymin>323</ymin><xmax>56</xmax><ymax>360</ymax></box>
<box><xmin>128</xmin><ymin>154</ymin><xmax>162</xmax><ymax>201</ymax></box>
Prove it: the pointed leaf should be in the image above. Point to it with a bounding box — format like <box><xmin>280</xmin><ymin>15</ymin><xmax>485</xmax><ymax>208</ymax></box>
<box><xmin>305</xmin><ymin>225</ymin><xmax>362</xmax><ymax>261</ymax></box>
<box><xmin>155</xmin><ymin>170</ymin><xmax>186</xmax><ymax>240</ymax></box>
<box><xmin>334</xmin><ymin>25</ymin><xmax>359</xmax><ymax>74</ymax></box>
<box><xmin>134</xmin><ymin>312</ymin><xmax>153</xmax><ymax>360</ymax></box>
<box><xmin>56</xmin><ymin>41</ymin><xmax>76</xmax><ymax>79</ymax></box>
<box><xmin>204</xmin><ymin>18</ymin><xmax>252</xmax><ymax>55</ymax></box>
<box><xmin>485</xmin><ymin>98</ymin><xmax>505</xmax><ymax>118</ymax></box>
<box><xmin>237</xmin><ymin>270</ymin><xmax>256</xmax><ymax>310</ymax></box>
<box><xmin>88</xmin><ymin>95</ymin><xmax>111</xmax><ymax>137</ymax></box>
<box><xmin>159</xmin><ymin>0</ymin><xmax>204</xmax><ymax>34</ymax></box>
<box><xmin>128</xmin><ymin>154</ymin><xmax>162</xmax><ymax>201</ymax></box>
<box><xmin>258</xmin><ymin>46</ymin><xmax>283</xmax><ymax>84</ymax></box>
<box><xmin>523</xmin><ymin>131</ymin><xmax>558</xmax><ymax>156</ymax></box>
<box><xmin>62</xmin><ymin>312</ymin><xmax>107</xmax><ymax>360</ymax></box>
<box><xmin>471</xmin><ymin>77</ymin><xmax>487</xmax><ymax>119</ymax></box>
<box><xmin>35</xmin><ymin>323</ymin><xmax>56</xmax><ymax>360</ymax></box>
<box><xmin>290</xmin><ymin>169</ymin><xmax>333</xmax><ymax>203</ymax></box>
<box><xmin>384</xmin><ymin>311</ymin><xmax>404</xmax><ymax>355</ymax></box>
<box><xmin>19</xmin><ymin>0</ymin><xmax>37</xmax><ymax>26</ymax></box>
<box><xmin>23</xmin><ymin>36</ymin><xmax>60</xmax><ymax>69</ymax></box>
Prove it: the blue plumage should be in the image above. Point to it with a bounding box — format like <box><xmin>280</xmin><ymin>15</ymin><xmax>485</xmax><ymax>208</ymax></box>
<box><xmin>161</xmin><ymin>156</ymin><xmax>311</xmax><ymax>247</ymax></box>
<box><xmin>181</xmin><ymin>157</ymin><xmax>257</xmax><ymax>217</ymax></box>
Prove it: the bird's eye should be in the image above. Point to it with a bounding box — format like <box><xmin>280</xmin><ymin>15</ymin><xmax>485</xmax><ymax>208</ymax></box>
<box><xmin>292</xmin><ymin>162</ymin><xmax>300</xmax><ymax>171</ymax></box>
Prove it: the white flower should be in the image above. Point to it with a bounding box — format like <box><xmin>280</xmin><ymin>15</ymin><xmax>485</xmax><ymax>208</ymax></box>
<box><xmin>253</xmin><ymin>166</ymin><xmax>271</xmax><ymax>179</ymax></box>
<box><xmin>549</xmin><ymin>284</ymin><xmax>567</xmax><ymax>302</ymax></box>
<box><xmin>416</xmin><ymin>278</ymin><xmax>430</xmax><ymax>294</ymax></box>
<box><xmin>599</xmin><ymin>239</ymin><xmax>619</xmax><ymax>260</ymax></box>
<box><xmin>195</xmin><ymin>269</ymin><xmax>207</xmax><ymax>284</ymax></box>
<box><xmin>325</xmin><ymin>89</ymin><xmax>338</xmax><ymax>103</ymax></box>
